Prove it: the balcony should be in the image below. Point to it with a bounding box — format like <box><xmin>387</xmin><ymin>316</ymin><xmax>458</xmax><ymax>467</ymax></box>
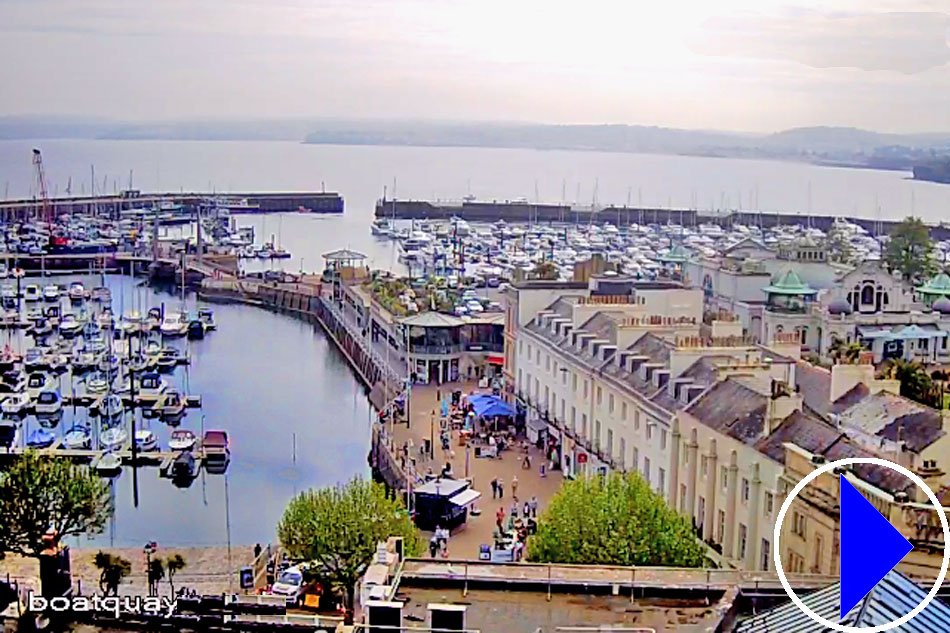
<box><xmin>410</xmin><ymin>343</ymin><xmax>464</xmax><ymax>355</ymax></box>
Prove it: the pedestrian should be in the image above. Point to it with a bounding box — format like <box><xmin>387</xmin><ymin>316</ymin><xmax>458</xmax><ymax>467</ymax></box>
<box><xmin>496</xmin><ymin>507</ymin><xmax>505</xmax><ymax>530</ymax></box>
<box><xmin>529</xmin><ymin>495</ymin><xmax>538</xmax><ymax>517</ymax></box>
<box><xmin>522</xmin><ymin>453</ymin><xmax>531</xmax><ymax>469</ymax></box>
<box><xmin>490</xmin><ymin>477</ymin><xmax>498</xmax><ymax>499</ymax></box>
<box><xmin>523</xmin><ymin>501</ymin><xmax>530</xmax><ymax>518</ymax></box>
<box><xmin>429</xmin><ymin>536</ymin><xmax>439</xmax><ymax>558</ymax></box>
<box><xmin>497</xmin><ymin>477</ymin><xmax>504</xmax><ymax>498</ymax></box>
<box><xmin>540</xmin><ymin>462</ymin><xmax>546</xmax><ymax>478</ymax></box>
<box><xmin>511</xmin><ymin>475</ymin><xmax>519</xmax><ymax>500</ymax></box>
<box><xmin>253</xmin><ymin>543</ymin><xmax>262</xmax><ymax>559</ymax></box>
<box><xmin>510</xmin><ymin>501</ymin><xmax>519</xmax><ymax>518</ymax></box>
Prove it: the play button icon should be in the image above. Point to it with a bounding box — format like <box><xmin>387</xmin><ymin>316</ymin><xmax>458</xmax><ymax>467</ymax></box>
<box><xmin>840</xmin><ymin>477</ymin><xmax>913</xmax><ymax>620</ymax></box>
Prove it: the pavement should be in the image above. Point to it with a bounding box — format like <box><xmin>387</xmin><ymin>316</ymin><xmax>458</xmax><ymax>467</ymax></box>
<box><xmin>386</xmin><ymin>380</ymin><xmax>563</xmax><ymax>559</ymax></box>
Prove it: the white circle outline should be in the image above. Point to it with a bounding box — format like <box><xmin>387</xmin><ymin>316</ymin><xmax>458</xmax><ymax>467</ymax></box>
<box><xmin>772</xmin><ymin>457</ymin><xmax>950</xmax><ymax>633</ymax></box>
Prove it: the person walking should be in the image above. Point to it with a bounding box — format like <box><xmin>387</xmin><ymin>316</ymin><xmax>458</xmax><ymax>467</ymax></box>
<box><xmin>523</xmin><ymin>501</ymin><xmax>530</xmax><ymax>518</ymax></box>
<box><xmin>522</xmin><ymin>452</ymin><xmax>531</xmax><ymax>469</ymax></box>
<box><xmin>529</xmin><ymin>495</ymin><xmax>538</xmax><ymax>517</ymax></box>
<box><xmin>490</xmin><ymin>477</ymin><xmax>499</xmax><ymax>499</ymax></box>
<box><xmin>496</xmin><ymin>506</ymin><xmax>505</xmax><ymax>531</ymax></box>
<box><xmin>511</xmin><ymin>475</ymin><xmax>519</xmax><ymax>501</ymax></box>
<box><xmin>497</xmin><ymin>477</ymin><xmax>504</xmax><ymax>499</ymax></box>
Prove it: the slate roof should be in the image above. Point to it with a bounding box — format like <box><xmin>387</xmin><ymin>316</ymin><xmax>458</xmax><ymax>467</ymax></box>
<box><xmin>795</xmin><ymin>362</ymin><xmax>831</xmax><ymax>418</ymax></box>
<box><xmin>754</xmin><ymin>410</ymin><xmax>843</xmax><ymax>463</ymax></box>
<box><xmin>685</xmin><ymin>378</ymin><xmax>769</xmax><ymax>446</ymax></box>
<box><xmin>837</xmin><ymin>391</ymin><xmax>945</xmax><ymax>453</ymax></box>
<box><xmin>735</xmin><ymin>571</ymin><xmax>950</xmax><ymax>632</ymax></box>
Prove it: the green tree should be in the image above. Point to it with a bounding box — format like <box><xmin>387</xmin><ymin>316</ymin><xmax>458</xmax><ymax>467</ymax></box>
<box><xmin>527</xmin><ymin>472</ymin><xmax>705</xmax><ymax>567</ymax></box>
<box><xmin>166</xmin><ymin>554</ymin><xmax>187</xmax><ymax>597</ymax></box>
<box><xmin>829</xmin><ymin>338</ymin><xmax>865</xmax><ymax>364</ymax></box>
<box><xmin>881</xmin><ymin>359</ymin><xmax>939</xmax><ymax>407</ymax></box>
<box><xmin>885</xmin><ymin>217</ymin><xmax>936</xmax><ymax>282</ymax></box>
<box><xmin>277</xmin><ymin>479</ymin><xmax>421</xmax><ymax>617</ymax></box>
<box><xmin>93</xmin><ymin>551</ymin><xmax>131</xmax><ymax>596</ymax></box>
<box><xmin>0</xmin><ymin>451</ymin><xmax>112</xmax><ymax>559</ymax></box>
<box><xmin>825</xmin><ymin>225</ymin><xmax>855</xmax><ymax>265</ymax></box>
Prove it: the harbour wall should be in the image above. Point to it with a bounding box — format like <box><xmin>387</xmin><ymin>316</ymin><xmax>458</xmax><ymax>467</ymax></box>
<box><xmin>375</xmin><ymin>198</ymin><xmax>950</xmax><ymax>239</ymax></box>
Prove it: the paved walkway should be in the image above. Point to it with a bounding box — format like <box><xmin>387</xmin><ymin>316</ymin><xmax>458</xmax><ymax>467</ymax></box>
<box><xmin>385</xmin><ymin>380</ymin><xmax>563</xmax><ymax>559</ymax></box>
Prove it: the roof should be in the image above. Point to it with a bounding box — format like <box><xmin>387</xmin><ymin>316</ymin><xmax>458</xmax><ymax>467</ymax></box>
<box><xmin>735</xmin><ymin>571</ymin><xmax>950</xmax><ymax>632</ymax></box>
<box><xmin>836</xmin><ymin>391</ymin><xmax>945</xmax><ymax>453</ymax></box>
<box><xmin>754</xmin><ymin>410</ymin><xmax>843</xmax><ymax>463</ymax></box>
<box><xmin>413</xmin><ymin>478</ymin><xmax>470</xmax><ymax>497</ymax></box>
<box><xmin>322</xmin><ymin>248</ymin><xmax>367</xmax><ymax>261</ymax></box>
<box><xmin>916</xmin><ymin>272</ymin><xmax>950</xmax><ymax>296</ymax></box>
<box><xmin>795</xmin><ymin>362</ymin><xmax>831</xmax><ymax>418</ymax></box>
<box><xmin>685</xmin><ymin>378</ymin><xmax>768</xmax><ymax>446</ymax></box>
<box><xmin>659</xmin><ymin>244</ymin><xmax>690</xmax><ymax>262</ymax></box>
<box><xmin>399</xmin><ymin>312</ymin><xmax>465</xmax><ymax>328</ymax></box>
<box><xmin>763</xmin><ymin>269</ymin><xmax>818</xmax><ymax>295</ymax></box>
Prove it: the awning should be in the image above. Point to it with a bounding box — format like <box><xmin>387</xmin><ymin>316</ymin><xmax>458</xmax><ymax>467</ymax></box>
<box><xmin>467</xmin><ymin>393</ymin><xmax>515</xmax><ymax>418</ymax></box>
<box><xmin>889</xmin><ymin>324</ymin><xmax>947</xmax><ymax>340</ymax></box>
<box><xmin>450</xmin><ymin>488</ymin><xmax>482</xmax><ymax>507</ymax></box>
<box><xmin>486</xmin><ymin>354</ymin><xmax>505</xmax><ymax>365</ymax></box>
<box><xmin>857</xmin><ymin>326</ymin><xmax>895</xmax><ymax>340</ymax></box>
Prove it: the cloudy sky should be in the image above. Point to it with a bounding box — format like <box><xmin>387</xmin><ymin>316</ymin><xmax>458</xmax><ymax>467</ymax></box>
<box><xmin>1</xmin><ymin>0</ymin><xmax>948</xmax><ymax>132</ymax></box>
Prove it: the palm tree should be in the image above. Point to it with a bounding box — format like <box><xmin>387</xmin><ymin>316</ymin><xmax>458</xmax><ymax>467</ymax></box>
<box><xmin>829</xmin><ymin>338</ymin><xmax>865</xmax><ymax>364</ymax></box>
<box><xmin>166</xmin><ymin>554</ymin><xmax>187</xmax><ymax>597</ymax></box>
<box><xmin>881</xmin><ymin>359</ymin><xmax>936</xmax><ymax>406</ymax></box>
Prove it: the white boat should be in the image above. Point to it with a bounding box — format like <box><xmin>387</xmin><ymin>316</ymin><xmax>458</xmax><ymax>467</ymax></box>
<box><xmin>42</xmin><ymin>285</ymin><xmax>60</xmax><ymax>302</ymax></box>
<box><xmin>138</xmin><ymin>373</ymin><xmax>167</xmax><ymax>398</ymax></box>
<box><xmin>161</xmin><ymin>391</ymin><xmax>185</xmax><ymax>420</ymax></box>
<box><xmin>96</xmin><ymin>308</ymin><xmax>115</xmax><ymax>329</ymax></box>
<box><xmin>98</xmin><ymin>394</ymin><xmax>124</xmax><ymax>421</ymax></box>
<box><xmin>24</xmin><ymin>285</ymin><xmax>40</xmax><ymax>302</ymax></box>
<box><xmin>1</xmin><ymin>392</ymin><xmax>29</xmax><ymax>416</ymax></box>
<box><xmin>168</xmin><ymin>429</ymin><xmax>197</xmax><ymax>451</ymax></box>
<box><xmin>198</xmin><ymin>308</ymin><xmax>216</xmax><ymax>331</ymax></box>
<box><xmin>119</xmin><ymin>311</ymin><xmax>143</xmax><ymax>337</ymax></box>
<box><xmin>371</xmin><ymin>219</ymin><xmax>394</xmax><ymax>237</ymax></box>
<box><xmin>67</xmin><ymin>282</ymin><xmax>86</xmax><ymax>303</ymax></box>
<box><xmin>34</xmin><ymin>389</ymin><xmax>62</xmax><ymax>416</ymax></box>
<box><xmin>26</xmin><ymin>373</ymin><xmax>52</xmax><ymax>399</ymax></box>
<box><xmin>86</xmin><ymin>373</ymin><xmax>110</xmax><ymax>394</ymax></box>
<box><xmin>63</xmin><ymin>425</ymin><xmax>92</xmax><ymax>449</ymax></box>
<box><xmin>99</xmin><ymin>425</ymin><xmax>128</xmax><ymax>449</ymax></box>
<box><xmin>96</xmin><ymin>452</ymin><xmax>122</xmax><ymax>477</ymax></box>
<box><xmin>135</xmin><ymin>429</ymin><xmax>158</xmax><ymax>452</ymax></box>
<box><xmin>58</xmin><ymin>314</ymin><xmax>82</xmax><ymax>338</ymax></box>
<box><xmin>160</xmin><ymin>312</ymin><xmax>188</xmax><ymax>337</ymax></box>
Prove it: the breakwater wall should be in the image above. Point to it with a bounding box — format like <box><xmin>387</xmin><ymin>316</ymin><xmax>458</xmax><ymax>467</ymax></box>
<box><xmin>198</xmin><ymin>279</ymin><xmax>400</xmax><ymax>411</ymax></box>
<box><xmin>375</xmin><ymin>198</ymin><xmax>950</xmax><ymax>239</ymax></box>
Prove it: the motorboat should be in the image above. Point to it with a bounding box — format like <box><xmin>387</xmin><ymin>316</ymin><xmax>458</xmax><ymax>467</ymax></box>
<box><xmin>42</xmin><ymin>284</ymin><xmax>60</xmax><ymax>302</ymax></box>
<box><xmin>146</xmin><ymin>307</ymin><xmax>162</xmax><ymax>330</ymax></box>
<box><xmin>71</xmin><ymin>351</ymin><xmax>97</xmax><ymax>374</ymax></box>
<box><xmin>63</xmin><ymin>424</ymin><xmax>92</xmax><ymax>449</ymax></box>
<box><xmin>29</xmin><ymin>318</ymin><xmax>52</xmax><ymax>339</ymax></box>
<box><xmin>58</xmin><ymin>313</ymin><xmax>82</xmax><ymax>338</ymax></box>
<box><xmin>96</xmin><ymin>452</ymin><xmax>122</xmax><ymax>477</ymax></box>
<box><xmin>98</xmin><ymin>354</ymin><xmax>120</xmax><ymax>376</ymax></box>
<box><xmin>138</xmin><ymin>373</ymin><xmax>167</xmax><ymax>398</ymax></box>
<box><xmin>119</xmin><ymin>311</ymin><xmax>143</xmax><ymax>337</ymax></box>
<box><xmin>160</xmin><ymin>311</ymin><xmax>188</xmax><ymax>337</ymax></box>
<box><xmin>187</xmin><ymin>318</ymin><xmax>205</xmax><ymax>340</ymax></box>
<box><xmin>1</xmin><ymin>286</ymin><xmax>16</xmax><ymax>309</ymax></box>
<box><xmin>0</xmin><ymin>370</ymin><xmax>26</xmax><ymax>394</ymax></box>
<box><xmin>99</xmin><ymin>424</ymin><xmax>128</xmax><ymax>449</ymax></box>
<box><xmin>157</xmin><ymin>348</ymin><xmax>179</xmax><ymax>374</ymax></box>
<box><xmin>97</xmin><ymin>394</ymin><xmax>124</xmax><ymax>422</ymax></box>
<box><xmin>134</xmin><ymin>429</ymin><xmax>158</xmax><ymax>452</ymax></box>
<box><xmin>23</xmin><ymin>348</ymin><xmax>45</xmax><ymax>372</ymax></box>
<box><xmin>24</xmin><ymin>285</ymin><xmax>40</xmax><ymax>302</ymax></box>
<box><xmin>161</xmin><ymin>391</ymin><xmax>185</xmax><ymax>420</ymax></box>
<box><xmin>2</xmin><ymin>392</ymin><xmax>30</xmax><ymax>416</ymax></box>
<box><xmin>96</xmin><ymin>307</ymin><xmax>115</xmax><ymax>329</ymax></box>
<box><xmin>202</xmin><ymin>429</ymin><xmax>229</xmax><ymax>471</ymax></box>
<box><xmin>26</xmin><ymin>373</ymin><xmax>52</xmax><ymax>399</ymax></box>
<box><xmin>34</xmin><ymin>389</ymin><xmax>62</xmax><ymax>417</ymax></box>
<box><xmin>85</xmin><ymin>373</ymin><xmax>110</xmax><ymax>395</ymax></box>
<box><xmin>168</xmin><ymin>429</ymin><xmax>196</xmax><ymax>451</ymax></box>
<box><xmin>26</xmin><ymin>427</ymin><xmax>56</xmax><ymax>448</ymax></box>
<box><xmin>171</xmin><ymin>450</ymin><xmax>197</xmax><ymax>480</ymax></box>
<box><xmin>46</xmin><ymin>352</ymin><xmax>69</xmax><ymax>375</ymax></box>
<box><xmin>68</xmin><ymin>282</ymin><xmax>86</xmax><ymax>303</ymax></box>
<box><xmin>198</xmin><ymin>308</ymin><xmax>216</xmax><ymax>331</ymax></box>
<box><xmin>91</xmin><ymin>286</ymin><xmax>111</xmax><ymax>303</ymax></box>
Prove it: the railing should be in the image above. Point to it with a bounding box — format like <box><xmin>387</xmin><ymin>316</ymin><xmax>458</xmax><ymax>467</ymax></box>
<box><xmin>410</xmin><ymin>344</ymin><xmax>464</xmax><ymax>355</ymax></box>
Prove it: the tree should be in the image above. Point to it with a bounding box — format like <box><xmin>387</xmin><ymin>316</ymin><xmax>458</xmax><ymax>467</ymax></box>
<box><xmin>527</xmin><ymin>472</ymin><xmax>706</xmax><ymax>567</ymax></box>
<box><xmin>166</xmin><ymin>554</ymin><xmax>187</xmax><ymax>597</ymax></box>
<box><xmin>277</xmin><ymin>479</ymin><xmax>421</xmax><ymax>617</ymax></box>
<box><xmin>885</xmin><ymin>217</ymin><xmax>936</xmax><ymax>282</ymax></box>
<box><xmin>825</xmin><ymin>225</ymin><xmax>855</xmax><ymax>265</ymax></box>
<box><xmin>829</xmin><ymin>338</ymin><xmax>865</xmax><ymax>364</ymax></box>
<box><xmin>94</xmin><ymin>551</ymin><xmax>131</xmax><ymax>596</ymax></box>
<box><xmin>881</xmin><ymin>359</ymin><xmax>940</xmax><ymax>407</ymax></box>
<box><xmin>0</xmin><ymin>451</ymin><xmax>112</xmax><ymax>559</ymax></box>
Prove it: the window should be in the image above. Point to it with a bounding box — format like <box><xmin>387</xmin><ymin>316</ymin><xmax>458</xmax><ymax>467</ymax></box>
<box><xmin>644</xmin><ymin>457</ymin><xmax>651</xmax><ymax>481</ymax></box>
<box><xmin>701</xmin><ymin>455</ymin><xmax>708</xmax><ymax>477</ymax></box>
<box><xmin>738</xmin><ymin>524</ymin><xmax>748</xmax><ymax>560</ymax></box>
<box><xmin>535</xmin><ymin>349</ymin><xmax>540</xmax><ymax>364</ymax></box>
<box><xmin>518</xmin><ymin>369</ymin><xmax>523</xmax><ymax>391</ymax></box>
<box><xmin>608</xmin><ymin>393</ymin><xmax>614</xmax><ymax>413</ymax></box>
<box><xmin>634</xmin><ymin>409</ymin><xmax>640</xmax><ymax>430</ymax></box>
<box><xmin>553</xmin><ymin>360</ymin><xmax>558</xmax><ymax>375</ymax></box>
<box><xmin>621</xmin><ymin>402</ymin><xmax>627</xmax><ymax>420</ymax></box>
<box><xmin>741</xmin><ymin>478</ymin><xmax>750</xmax><ymax>504</ymax></box>
<box><xmin>572</xmin><ymin>374</ymin><xmax>577</xmax><ymax>392</ymax></box>
<box><xmin>814</xmin><ymin>534</ymin><xmax>824</xmax><ymax>572</ymax></box>
<box><xmin>632</xmin><ymin>447</ymin><xmax>639</xmax><ymax>471</ymax></box>
<box><xmin>646</xmin><ymin>424</ymin><xmax>653</xmax><ymax>441</ymax></box>
<box><xmin>581</xmin><ymin>414</ymin><xmax>588</xmax><ymax>438</ymax></box>
<box><xmin>658</xmin><ymin>467</ymin><xmax>665</xmax><ymax>493</ymax></box>
<box><xmin>544</xmin><ymin>386</ymin><xmax>549</xmax><ymax>409</ymax></box>
<box><xmin>519</xmin><ymin>341</ymin><xmax>524</xmax><ymax>355</ymax></box>
<box><xmin>660</xmin><ymin>429</ymin><xmax>668</xmax><ymax>450</ymax></box>
<box><xmin>680</xmin><ymin>484</ymin><xmax>687</xmax><ymax>511</ymax></box>
<box><xmin>594</xmin><ymin>420</ymin><xmax>602</xmax><ymax>450</ymax></box>
<box><xmin>606</xmin><ymin>428</ymin><xmax>613</xmax><ymax>458</ymax></box>
<box><xmin>596</xmin><ymin>386</ymin><xmax>602</xmax><ymax>405</ymax></box>
<box><xmin>765</xmin><ymin>492</ymin><xmax>774</xmax><ymax>514</ymax></box>
<box><xmin>534</xmin><ymin>378</ymin><xmax>539</xmax><ymax>400</ymax></box>
<box><xmin>721</xmin><ymin>467</ymin><xmax>728</xmax><ymax>491</ymax></box>
<box><xmin>793</xmin><ymin>511</ymin><xmax>806</xmax><ymax>537</ymax></box>
<box><xmin>545</xmin><ymin>355</ymin><xmax>550</xmax><ymax>371</ymax></box>
<box><xmin>761</xmin><ymin>539</ymin><xmax>771</xmax><ymax>571</ymax></box>
<box><xmin>698</xmin><ymin>497</ymin><xmax>706</xmax><ymax>531</ymax></box>
<box><xmin>583</xmin><ymin>380</ymin><xmax>588</xmax><ymax>399</ymax></box>
<box><xmin>788</xmin><ymin>552</ymin><xmax>805</xmax><ymax>574</ymax></box>
<box><xmin>619</xmin><ymin>438</ymin><xmax>626</xmax><ymax>469</ymax></box>
<box><xmin>571</xmin><ymin>407</ymin><xmax>577</xmax><ymax>430</ymax></box>
<box><xmin>560</xmin><ymin>399</ymin><xmax>566</xmax><ymax>421</ymax></box>
<box><xmin>717</xmin><ymin>510</ymin><xmax>725</xmax><ymax>543</ymax></box>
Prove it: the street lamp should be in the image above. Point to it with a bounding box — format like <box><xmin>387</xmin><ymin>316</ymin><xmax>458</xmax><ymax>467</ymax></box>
<box><xmin>143</xmin><ymin>541</ymin><xmax>158</xmax><ymax>597</ymax></box>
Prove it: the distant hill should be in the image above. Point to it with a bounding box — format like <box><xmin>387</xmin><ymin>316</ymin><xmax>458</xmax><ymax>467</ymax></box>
<box><xmin>2</xmin><ymin>116</ymin><xmax>950</xmax><ymax>175</ymax></box>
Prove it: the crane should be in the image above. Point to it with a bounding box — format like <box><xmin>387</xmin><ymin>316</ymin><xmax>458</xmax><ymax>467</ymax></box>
<box><xmin>32</xmin><ymin>148</ymin><xmax>53</xmax><ymax>228</ymax></box>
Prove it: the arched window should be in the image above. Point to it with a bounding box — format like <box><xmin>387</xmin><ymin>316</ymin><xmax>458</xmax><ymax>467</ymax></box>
<box><xmin>861</xmin><ymin>285</ymin><xmax>874</xmax><ymax>305</ymax></box>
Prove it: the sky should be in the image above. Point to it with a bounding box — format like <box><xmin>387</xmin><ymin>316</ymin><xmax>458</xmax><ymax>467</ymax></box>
<box><xmin>0</xmin><ymin>0</ymin><xmax>948</xmax><ymax>132</ymax></box>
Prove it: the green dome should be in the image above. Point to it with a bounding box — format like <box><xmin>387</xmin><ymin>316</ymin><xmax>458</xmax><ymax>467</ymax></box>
<box><xmin>917</xmin><ymin>273</ymin><xmax>950</xmax><ymax>297</ymax></box>
<box><xmin>659</xmin><ymin>244</ymin><xmax>690</xmax><ymax>263</ymax></box>
<box><xmin>763</xmin><ymin>269</ymin><xmax>817</xmax><ymax>295</ymax></box>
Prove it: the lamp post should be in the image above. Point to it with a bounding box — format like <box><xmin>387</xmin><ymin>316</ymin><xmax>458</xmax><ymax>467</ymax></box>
<box><xmin>143</xmin><ymin>541</ymin><xmax>157</xmax><ymax>597</ymax></box>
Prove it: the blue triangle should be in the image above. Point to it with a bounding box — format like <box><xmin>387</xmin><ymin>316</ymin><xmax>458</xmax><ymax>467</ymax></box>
<box><xmin>840</xmin><ymin>477</ymin><xmax>913</xmax><ymax>620</ymax></box>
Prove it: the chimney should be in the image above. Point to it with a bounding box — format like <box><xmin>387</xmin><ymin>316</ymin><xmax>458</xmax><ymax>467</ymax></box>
<box><xmin>830</xmin><ymin>362</ymin><xmax>874</xmax><ymax>404</ymax></box>
<box><xmin>766</xmin><ymin>383</ymin><xmax>802</xmax><ymax>434</ymax></box>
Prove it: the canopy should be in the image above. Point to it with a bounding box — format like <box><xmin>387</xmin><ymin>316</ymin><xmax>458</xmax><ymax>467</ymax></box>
<box><xmin>449</xmin><ymin>489</ymin><xmax>482</xmax><ymax>507</ymax></box>
<box><xmin>467</xmin><ymin>393</ymin><xmax>515</xmax><ymax>418</ymax></box>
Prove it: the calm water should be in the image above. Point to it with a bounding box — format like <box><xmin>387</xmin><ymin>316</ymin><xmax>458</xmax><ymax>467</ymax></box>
<box><xmin>2</xmin><ymin>140</ymin><xmax>950</xmax><ymax>273</ymax></box>
<box><xmin>5</xmin><ymin>273</ymin><xmax>372</xmax><ymax>548</ymax></box>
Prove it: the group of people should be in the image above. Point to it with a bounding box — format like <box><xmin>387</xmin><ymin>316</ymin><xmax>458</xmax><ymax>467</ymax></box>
<box><xmin>428</xmin><ymin>525</ymin><xmax>451</xmax><ymax>558</ymax></box>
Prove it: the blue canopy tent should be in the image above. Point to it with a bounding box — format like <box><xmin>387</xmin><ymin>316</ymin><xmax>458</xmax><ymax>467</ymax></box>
<box><xmin>467</xmin><ymin>394</ymin><xmax>515</xmax><ymax>419</ymax></box>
